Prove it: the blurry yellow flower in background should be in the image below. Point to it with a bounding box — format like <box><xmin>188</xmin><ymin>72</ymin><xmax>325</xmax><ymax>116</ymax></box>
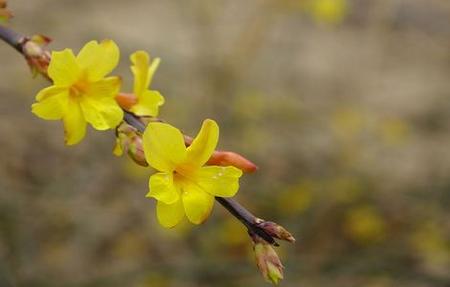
<box><xmin>129</xmin><ymin>51</ymin><xmax>164</xmax><ymax>117</ymax></box>
<box><xmin>307</xmin><ymin>0</ymin><xmax>348</xmax><ymax>24</ymax></box>
<box><xmin>143</xmin><ymin>119</ymin><xmax>243</xmax><ymax>228</ymax></box>
<box><xmin>344</xmin><ymin>205</ymin><xmax>387</xmax><ymax>245</ymax></box>
<box><xmin>0</xmin><ymin>1</ymin><xmax>12</xmax><ymax>23</ymax></box>
<box><xmin>379</xmin><ymin>118</ymin><xmax>410</xmax><ymax>146</ymax></box>
<box><xmin>277</xmin><ymin>180</ymin><xmax>314</xmax><ymax>216</ymax></box>
<box><xmin>31</xmin><ymin>40</ymin><xmax>123</xmax><ymax>145</ymax></box>
<box><xmin>410</xmin><ymin>221</ymin><xmax>450</xmax><ymax>275</ymax></box>
<box><xmin>331</xmin><ymin>107</ymin><xmax>366</xmax><ymax>140</ymax></box>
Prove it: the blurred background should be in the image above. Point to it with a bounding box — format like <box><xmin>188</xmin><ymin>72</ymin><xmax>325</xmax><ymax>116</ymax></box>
<box><xmin>1</xmin><ymin>0</ymin><xmax>449</xmax><ymax>286</ymax></box>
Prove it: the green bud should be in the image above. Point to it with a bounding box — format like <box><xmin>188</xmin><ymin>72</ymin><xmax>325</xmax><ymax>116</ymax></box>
<box><xmin>253</xmin><ymin>236</ymin><xmax>284</xmax><ymax>285</ymax></box>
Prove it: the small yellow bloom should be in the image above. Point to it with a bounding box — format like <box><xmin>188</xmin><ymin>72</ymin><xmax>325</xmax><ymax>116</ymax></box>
<box><xmin>143</xmin><ymin>119</ymin><xmax>243</xmax><ymax>228</ymax></box>
<box><xmin>308</xmin><ymin>0</ymin><xmax>347</xmax><ymax>24</ymax></box>
<box><xmin>31</xmin><ymin>40</ymin><xmax>123</xmax><ymax>145</ymax></box>
<box><xmin>129</xmin><ymin>51</ymin><xmax>164</xmax><ymax>117</ymax></box>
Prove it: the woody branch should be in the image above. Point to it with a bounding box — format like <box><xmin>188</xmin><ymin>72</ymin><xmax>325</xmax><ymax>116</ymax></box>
<box><xmin>0</xmin><ymin>23</ymin><xmax>294</xmax><ymax>246</ymax></box>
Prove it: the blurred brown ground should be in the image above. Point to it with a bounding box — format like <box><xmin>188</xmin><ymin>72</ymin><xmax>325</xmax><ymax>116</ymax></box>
<box><xmin>0</xmin><ymin>0</ymin><xmax>449</xmax><ymax>286</ymax></box>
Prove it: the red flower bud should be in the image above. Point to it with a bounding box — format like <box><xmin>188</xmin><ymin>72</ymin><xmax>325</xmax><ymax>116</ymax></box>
<box><xmin>115</xmin><ymin>92</ymin><xmax>138</xmax><ymax>110</ymax></box>
<box><xmin>207</xmin><ymin>150</ymin><xmax>258</xmax><ymax>173</ymax></box>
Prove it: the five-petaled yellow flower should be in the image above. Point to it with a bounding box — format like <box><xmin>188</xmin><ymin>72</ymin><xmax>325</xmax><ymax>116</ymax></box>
<box><xmin>32</xmin><ymin>40</ymin><xmax>123</xmax><ymax>145</ymax></box>
<box><xmin>143</xmin><ymin>119</ymin><xmax>243</xmax><ymax>228</ymax></box>
<box><xmin>129</xmin><ymin>51</ymin><xmax>164</xmax><ymax>117</ymax></box>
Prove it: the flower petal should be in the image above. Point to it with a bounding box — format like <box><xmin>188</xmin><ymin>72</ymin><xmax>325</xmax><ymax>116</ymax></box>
<box><xmin>113</xmin><ymin>138</ymin><xmax>123</xmax><ymax>156</ymax></box>
<box><xmin>35</xmin><ymin>85</ymin><xmax>66</xmax><ymax>101</ymax></box>
<box><xmin>63</xmin><ymin>99</ymin><xmax>86</xmax><ymax>145</ymax></box>
<box><xmin>48</xmin><ymin>49</ymin><xmax>81</xmax><ymax>86</ymax></box>
<box><xmin>130</xmin><ymin>50</ymin><xmax>149</xmax><ymax>96</ymax></box>
<box><xmin>182</xmin><ymin>183</ymin><xmax>214</xmax><ymax>224</ymax></box>
<box><xmin>156</xmin><ymin>199</ymin><xmax>184</xmax><ymax>228</ymax></box>
<box><xmin>184</xmin><ymin>119</ymin><xmax>219</xmax><ymax>168</ymax></box>
<box><xmin>147</xmin><ymin>172</ymin><xmax>180</xmax><ymax>204</ymax></box>
<box><xmin>143</xmin><ymin>122</ymin><xmax>187</xmax><ymax>173</ymax></box>
<box><xmin>130</xmin><ymin>51</ymin><xmax>160</xmax><ymax>96</ymax></box>
<box><xmin>32</xmin><ymin>86</ymin><xmax>69</xmax><ymax>120</ymax></box>
<box><xmin>130</xmin><ymin>90</ymin><xmax>164</xmax><ymax>117</ymax></box>
<box><xmin>85</xmin><ymin>76</ymin><xmax>121</xmax><ymax>99</ymax></box>
<box><xmin>195</xmin><ymin>166</ymin><xmax>243</xmax><ymax>197</ymax></box>
<box><xmin>76</xmin><ymin>40</ymin><xmax>120</xmax><ymax>81</ymax></box>
<box><xmin>80</xmin><ymin>97</ymin><xmax>123</xmax><ymax>131</ymax></box>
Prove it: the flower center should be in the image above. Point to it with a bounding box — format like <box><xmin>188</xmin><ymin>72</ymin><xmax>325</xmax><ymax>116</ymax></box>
<box><xmin>173</xmin><ymin>166</ymin><xmax>198</xmax><ymax>192</ymax></box>
<box><xmin>69</xmin><ymin>73</ymin><xmax>89</xmax><ymax>99</ymax></box>
<box><xmin>173</xmin><ymin>170</ymin><xmax>190</xmax><ymax>186</ymax></box>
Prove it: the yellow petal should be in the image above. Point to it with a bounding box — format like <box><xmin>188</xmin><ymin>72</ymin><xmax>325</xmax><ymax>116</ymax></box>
<box><xmin>63</xmin><ymin>99</ymin><xmax>86</xmax><ymax>145</ymax></box>
<box><xmin>76</xmin><ymin>40</ymin><xmax>120</xmax><ymax>82</ymax></box>
<box><xmin>32</xmin><ymin>86</ymin><xmax>69</xmax><ymax>120</ymax></box>
<box><xmin>48</xmin><ymin>49</ymin><xmax>81</xmax><ymax>86</ymax></box>
<box><xmin>130</xmin><ymin>90</ymin><xmax>164</xmax><ymax>117</ymax></box>
<box><xmin>184</xmin><ymin>119</ymin><xmax>219</xmax><ymax>168</ymax></box>
<box><xmin>85</xmin><ymin>76</ymin><xmax>121</xmax><ymax>99</ymax></box>
<box><xmin>113</xmin><ymin>138</ymin><xmax>123</xmax><ymax>156</ymax></box>
<box><xmin>195</xmin><ymin>166</ymin><xmax>242</xmax><ymax>197</ymax></box>
<box><xmin>80</xmin><ymin>97</ymin><xmax>123</xmax><ymax>130</ymax></box>
<box><xmin>156</xmin><ymin>198</ymin><xmax>184</xmax><ymax>228</ymax></box>
<box><xmin>147</xmin><ymin>172</ymin><xmax>180</xmax><ymax>204</ymax></box>
<box><xmin>130</xmin><ymin>50</ymin><xmax>149</xmax><ymax>96</ymax></box>
<box><xmin>147</xmin><ymin>57</ymin><xmax>160</xmax><ymax>87</ymax></box>
<box><xmin>182</xmin><ymin>183</ymin><xmax>214</xmax><ymax>224</ymax></box>
<box><xmin>142</xmin><ymin>122</ymin><xmax>187</xmax><ymax>173</ymax></box>
<box><xmin>35</xmin><ymin>85</ymin><xmax>66</xmax><ymax>101</ymax></box>
<box><xmin>130</xmin><ymin>51</ymin><xmax>160</xmax><ymax>96</ymax></box>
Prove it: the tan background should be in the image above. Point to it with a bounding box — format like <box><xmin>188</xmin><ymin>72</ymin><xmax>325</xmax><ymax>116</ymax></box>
<box><xmin>0</xmin><ymin>0</ymin><xmax>449</xmax><ymax>286</ymax></box>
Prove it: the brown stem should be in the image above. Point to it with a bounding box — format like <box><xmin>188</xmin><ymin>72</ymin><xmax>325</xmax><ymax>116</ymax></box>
<box><xmin>0</xmin><ymin>24</ymin><xmax>279</xmax><ymax>246</ymax></box>
<box><xmin>124</xmin><ymin>111</ymin><xmax>278</xmax><ymax>245</ymax></box>
<box><xmin>0</xmin><ymin>24</ymin><xmax>25</xmax><ymax>52</ymax></box>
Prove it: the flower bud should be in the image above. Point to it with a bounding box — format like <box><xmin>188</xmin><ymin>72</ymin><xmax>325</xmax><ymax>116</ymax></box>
<box><xmin>256</xmin><ymin>219</ymin><xmax>296</xmax><ymax>243</ymax></box>
<box><xmin>207</xmin><ymin>150</ymin><xmax>258</xmax><ymax>173</ymax></box>
<box><xmin>253</xmin><ymin>235</ymin><xmax>284</xmax><ymax>285</ymax></box>
<box><xmin>127</xmin><ymin>135</ymin><xmax>147</xmax><ymax>166</ymax></box>
<box><xmin>183</xmin><ymin>136</ymin><xmax>258</xmax><ymax>172</ymax></box>
<box><xmin>115</xmin><ymin>92</ymin><xmax>138</xmax><ymax>110</ymax></box>
<box><xmin>114</xmin><ymin>123</ymin><xmax>148</xmax><ymax>166</ymax></box>
<box><xmin>183</xmin><ymin>135</ymin><xmax>258</xmax><ymax>173</ymax></box>
<box><xmin>22</xmin><ymin>35</ymin><xmax>51</xmax><ymax>78</ymax></box>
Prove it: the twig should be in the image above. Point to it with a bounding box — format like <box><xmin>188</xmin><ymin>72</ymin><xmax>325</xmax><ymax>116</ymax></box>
<box><xmin>125</xmin><ymin>111</ymin><xmax>277</xmax><ymax>245</ymax></box>
<box><xmin>0</xmin><ymin>24</ymin><xmax>24</xmax><ymax>52</ymax></box>
<box><xmin>0</xmin><ymin>24</ymin><xmax>279</xmax><ymax>246</ymax></box>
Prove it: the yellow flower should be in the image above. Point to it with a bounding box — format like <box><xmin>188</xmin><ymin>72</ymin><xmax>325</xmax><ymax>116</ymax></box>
<box><xmin>129</xmin><ymin>51</ymin><xmax>164</xmax><ymax>117</ymax></box>
<box><xmin>31</xmin><ymin>40</ymin><xmax>123</xmax><ymax>145</ymax></box>
<box><xmin>309</xmin><ymin>0</ymin><xmax>347</xmax><ymax>24</ymax></box>
<box><xmin>143</xmin><ymin>119</ymin><xmax>243</xmax><ymax>228</ymax></box>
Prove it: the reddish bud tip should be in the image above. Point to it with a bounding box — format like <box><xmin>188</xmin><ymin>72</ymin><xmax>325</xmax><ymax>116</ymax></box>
<box><xmin>116</xmin><ymin>92</ymin><xmax>138</xmax><ymax>110</ymax></box>
<box><xmin>256</xmin><ymin>220</ymin><xmax>296</xmax><ymax>243</ymax></box>
<box><xmin>183</xmin><ymin>135</ymin><xmax>258</xmax><ymax>173</ymax></box>
<box><xmin>207</xmin><ymin>150</ymin><xmax>258</xmax><ymax>173</ymax></box>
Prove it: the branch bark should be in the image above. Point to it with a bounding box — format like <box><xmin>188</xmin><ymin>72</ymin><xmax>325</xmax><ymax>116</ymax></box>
<box><xmin>0</xmin><ymin>24</ymin><xmax>279</xmax><ymax>246</ymax></box>
<box><xmin>125</xmin><ymin>111</ymin><xmax>277</xmax><ymax>245</ymax></box>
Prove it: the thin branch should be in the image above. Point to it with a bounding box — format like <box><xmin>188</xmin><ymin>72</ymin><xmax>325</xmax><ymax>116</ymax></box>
<box><xmin>124</xmin><ymin>111</ymin><xmax>278</xmax><ymax>245</ymax></box>
<box><xmin>0</xmin><ymin>24</ymin><xmax>25</xmax><ymax>52</ymax></box>
<box><xmin>0</xmin><ymin>24</ymin><xmax>279</xmax><ymax>246</ymax></box>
